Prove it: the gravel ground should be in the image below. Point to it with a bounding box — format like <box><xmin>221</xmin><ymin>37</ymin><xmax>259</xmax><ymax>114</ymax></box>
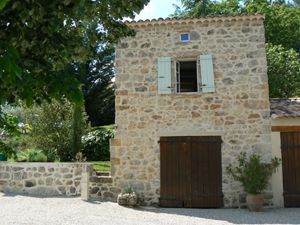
<box><xmin>1</xmin><ymin>193</ymin><xmax>300</xmax><ymax>225</ymax></box>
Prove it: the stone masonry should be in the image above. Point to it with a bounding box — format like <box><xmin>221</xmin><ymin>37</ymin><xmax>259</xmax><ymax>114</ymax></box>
<box><xmin>110</xmin><ymin>14</ymin><xmax>272</xmax><ymax>207</ymax></box>
<box><xmin>0</xmin><ymin>162</ymin><xmax>92</xmax><ymax>196</ymax></box>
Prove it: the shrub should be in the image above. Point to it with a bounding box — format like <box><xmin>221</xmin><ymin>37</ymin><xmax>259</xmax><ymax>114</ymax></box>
<box><xmin>17</xmin><ymin>149</ymin><xmax>48</xmax><ymax>162</ymax></box>
<box><xmin>226</xmin><ymin>152</ymin><xmax>280</xmax><ymax>194</ymax></box>
<box><xmin>3</xmin><ymin>135</ymin><xmax>32</xmax><ymax>153</ymax></box>
<box><xmin>0</xmin><ymin>112</ymin><xmax>20</xmax><ymax>160</ymax></box>
<box><xmin>21</xmin><ymin>100</ymin><xmax>88</xmax><ymax>161</ymax></box>
<box><xmin>82</xmin><ymin>126</ymin><xmax>114</xmax><ymax>161</ymax></box>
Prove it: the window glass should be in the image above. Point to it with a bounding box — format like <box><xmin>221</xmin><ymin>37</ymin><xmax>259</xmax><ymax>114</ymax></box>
<box><xmin>180</xmin><ymin>33</ymin><xmax>190</xmax><ymax>42</ymax></box>
<box><xmin>177</xmin><ymin>61</ymin><xmax>197</xmax><ymax>93</ymax></box>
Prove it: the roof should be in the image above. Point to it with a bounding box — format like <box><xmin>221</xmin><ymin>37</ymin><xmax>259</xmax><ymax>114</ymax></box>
<box><xmin>125</xmin><ymin>14</ymin><xmax>264</xmax><ymax>28</ymax></box>
<box><xmin>270</xmin><ymin>98</ymin><xmax>300</xmax><ymax>119</ymax></box>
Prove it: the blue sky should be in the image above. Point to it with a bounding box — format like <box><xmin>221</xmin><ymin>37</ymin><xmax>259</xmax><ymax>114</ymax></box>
<box><xmin>135</xmin><ymin>0</ymin><xmax>182</xmax><ymax>20</ymax></box>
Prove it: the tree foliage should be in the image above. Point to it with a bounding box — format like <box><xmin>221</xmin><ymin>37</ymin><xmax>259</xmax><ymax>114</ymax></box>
<box><xmin>19</xmin><ymin>100</ymin><xmax>88</xmax><ymax>161</ymax></box>
<box><xmin>242</xmin><ymin>1</ymin><xmax>300</xmax><ymax>51</ymax></box>
<box><xmin>74</xmin><ymin>45</ymin><xmax>115</xmax><ymax>126</ymax></box>
<box><xmin>82</xmin><ymin>126</ymin><xmax>114</xmax><ymax>161</ymax></box>
<box><xmin>267</xmin><ymin>44</ymin><xmax>300</xmax><ymax>98</ymax></box>
<box><xmin>0</xmin><ymin>0</ymin><xmax>149</xmax><ymax>105</ymax></box>
<box><xmin>0</xmin><ymin>0</ymin><xmax>149</xmax><ymax>156</ymax></box>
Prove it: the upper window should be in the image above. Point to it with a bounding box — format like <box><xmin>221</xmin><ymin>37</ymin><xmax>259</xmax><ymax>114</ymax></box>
<box><xmin>176</xmin><ymin>61</ymin><xmax>198</xmax><ymax>93</ymax></box>
<box><xmin>157</xmin><ymin>55</ymin><xmax>215</xmax><ymax>94</ymax></box>
<box><xmin>180</xmin><ymin>33</ymin><xmax>190</xmax><ymax>42</ymax></box>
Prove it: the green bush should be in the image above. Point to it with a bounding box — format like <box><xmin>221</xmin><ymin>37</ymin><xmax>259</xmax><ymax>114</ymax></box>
<box><xmin>17</xmin><ymin>149</ymin><xmax>48</xmax><ymax>162</ymax></box>
<box><xmin>82</xmin><ymin>126</ymin><xmax>114</xmax><ymax>161</ymax></box>
<box><xmin>3</xmin><ymin>135</ymin><xmax>32</xmax><ymax>153</ymax></box>
<box><xmin>21</xmin><ymin>100</ymin><xmax>88</xmax><ymax>161</ymax></box>
<box><xmin>226</xmin><ymin>152</ymin><xmax>280</xmax><ymax>194</ymax></box>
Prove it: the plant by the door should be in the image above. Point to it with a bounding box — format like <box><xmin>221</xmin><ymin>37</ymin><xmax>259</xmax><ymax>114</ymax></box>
<box><xmin>117</xmin><ymin>187</ymin><xmax>138</xmax><ymax>207</ymax></box>
<box><xmin>226</xmin><ymin>152</ymin><xmax>280</xmax><ymax>212</ymax></box>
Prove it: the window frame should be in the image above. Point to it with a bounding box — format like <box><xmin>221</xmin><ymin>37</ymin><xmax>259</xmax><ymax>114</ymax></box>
<box><xmin>173</xmin><ymin>58</ymin><xmax>202</xmax><ymax>94</ymax></box>
<box><xmin>179</xmin><ymin>33</ymin><xmax>190</xmax><ymax>42</ymax></box>
<box><xmin>157</xmin><ymin>55</ymin><xmax>215</xmax><ymax>95</ymax></box>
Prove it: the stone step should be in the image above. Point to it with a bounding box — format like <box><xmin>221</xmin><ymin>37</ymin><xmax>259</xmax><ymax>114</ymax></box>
<box><xmin>94</xmin><ymin>171</ymin><xmax>111</xmax><ymax>177</ymax></box>
<box><xmin>89</xmin><ymin>175</ymin><xmax>112</xmax><ymax>184</ymax></box>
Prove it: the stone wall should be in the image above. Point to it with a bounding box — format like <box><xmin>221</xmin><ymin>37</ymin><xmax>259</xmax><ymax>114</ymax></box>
<box><xmin>89</xmin><ymin>174</ymin><xmax>120</xmax><ymax>201</ymax></box>
<box><xmin>111</xmin><ymin>15</ymin><xmax>272</xmax><ymax>207</ymax></box>
<box><xmin>0</xmin><ymin>162</ymin><xmax>92</xmax><ymax>196</ymax></box>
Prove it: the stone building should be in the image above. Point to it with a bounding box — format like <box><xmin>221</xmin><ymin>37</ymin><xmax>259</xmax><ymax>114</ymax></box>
<box><xmin>110</xmin><ymin>14</ymin><xmax>272</xmax><ymax>207</ymax></box>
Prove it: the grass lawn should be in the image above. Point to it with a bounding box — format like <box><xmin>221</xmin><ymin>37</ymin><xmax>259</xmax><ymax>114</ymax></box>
<box><xmin>91</xmin><ymin>161</ymin><xmax>111</xmax><ymax>171</ymax></box>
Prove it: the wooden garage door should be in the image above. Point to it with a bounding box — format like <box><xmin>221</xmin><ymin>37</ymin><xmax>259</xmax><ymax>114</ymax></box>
<box><xmin>160</xmin><ymin>136</ymin><xmax>223</xmax><ymax>208</ymax></box>
<box><xmin>281</xmin><ymin>132</ymin><xmax>300</xmax><ymax>207</ymax></box>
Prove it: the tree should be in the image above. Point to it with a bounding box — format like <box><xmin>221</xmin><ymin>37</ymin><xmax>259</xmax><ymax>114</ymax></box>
<box><xmin>267</xmin><ymin>44</ymin><xmax>300</xmax><ymax>98</ymax></box>
<box><xmin>71</xmin><ymin>103</ymin><xmax>85</xmax><ymax>159</ymax></box>
<box><xmin>76</xmin><ymin>45</ymin><xmax>116</xmax><ymax>126</ymax></box>
<box><xmin>0</xmin><ymin>0</ymin><xmax>149</xmax><ymax>105</ymax></box>
<box><xmin>174</xmin><ymin>0</ymin><xmax>215</xmax><ymax>16</ymax></box>
<box><xmin>242</xmin><ymin>1</ymin><xmax>300</xmax><ymax>51</ymax></box>
<box><xmin>0</xmin><ymin>0</ymin><xmax>149</xmax><ymax>157</ymax></box>
<box><xmin>20</xmin><ymin>100</ymin><xmax>89</xmax><ymax>161</ymax></box>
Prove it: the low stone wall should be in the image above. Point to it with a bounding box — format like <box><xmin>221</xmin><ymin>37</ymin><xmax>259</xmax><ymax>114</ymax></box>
<box><xmin>0</xmin><ymin>162</ymin><xmax>92</xmax><ymax>196</ymax></box>
<box><xmin>89</xmin><ymin>174</ymin><xmax>120</xmax><ymax>201</ymax></box>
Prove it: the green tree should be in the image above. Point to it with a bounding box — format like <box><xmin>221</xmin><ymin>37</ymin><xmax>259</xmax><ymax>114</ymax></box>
<box><xmin>74</xmin><ymin>45</ymin><xmax>116</xmax><ymax>126</ymax></box>
<box><xmin>71</xmin><ymin>103</ymin><xmax>85</xmax><ymax>158</ymax></box>
<box><xmin>267</xmin><ymin>44</ymin><xmax>300</xmax><ymax>98</ymax></box>
<box><xmin>241</xmin><ymin>2</ymin><xmax>300</xmax><ymax>51</ymax></box>
<box><xmin>0</xmin><ymin>0</ymin><xmax>149</xmax><ymax>157</ymax></box>
<box><xmin>174</xmin><ymin>0</ymin><xmax>215</xmax><ymax>16</ymax></box>
<box><xmin>21</xmin><ymin>100</ymin><xmax>89</xmax><ymax>161</ymax></box>
<box><xmin>294</xmin><ymin>0</ymin><xmax>300</xmax><ymax>6</ymax></box>
<box><xmin>0</xmin><ymin>0</ymin><xmax>149</xmax><ymax>105</ymax></box>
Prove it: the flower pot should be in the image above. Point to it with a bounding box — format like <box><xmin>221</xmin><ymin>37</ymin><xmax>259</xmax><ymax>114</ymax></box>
<box><xmin>0</xmin><ymin>153</ymin><xmax>7</xmax><ymax>161</ymax></box>
<box><xmin>246</xmin><ymin>193</ymin><xmax>264</xmax><ymax>212</ymax></box>
<box><xmin>117</xmin><ymin>192</ymin><xmax>138</xmax><ymax>207</ymax></box>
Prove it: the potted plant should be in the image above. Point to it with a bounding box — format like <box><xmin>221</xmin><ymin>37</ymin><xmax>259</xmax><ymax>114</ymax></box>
<box><xmin>226</xmin><ymin>152</ymin><xmax>280</xmax><ymax>211</ymax></box>
<box><xmin>117</xmin><ymin>187</ymin><xmax>138</xmax><ymax>207</ymax></box>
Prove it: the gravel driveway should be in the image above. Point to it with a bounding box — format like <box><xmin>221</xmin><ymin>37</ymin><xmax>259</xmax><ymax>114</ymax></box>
<box><xmin>1</xmin><ymin>193</ymin><xmax>300</xmax><ymax>225</ymax></box>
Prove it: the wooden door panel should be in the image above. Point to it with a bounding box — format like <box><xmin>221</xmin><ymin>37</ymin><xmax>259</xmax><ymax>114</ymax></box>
<box><xmin>188</xmin><ymin>136</ymin><xmax>222</xmax><ymax>208</ymax></box>
<box><xmin>281</xmin><ymin>132</ymin><xmax>300</xmax><ymax>207</ymax></box>
<box><xmin>160</xmin><ymin>137</ymin><xmax>182</xmax><ymax>207</ymax></box>
<box><xmin>160</xmin><ymin>136</ymin><xmax>223</xmax><ymax>208</ymax></box>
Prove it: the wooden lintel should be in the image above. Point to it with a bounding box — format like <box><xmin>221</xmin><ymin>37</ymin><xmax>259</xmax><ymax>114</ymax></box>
<box><xmin>272</xmin><ymin>126</ymin><xmax>300</xmax><ymax>132</ymax></box>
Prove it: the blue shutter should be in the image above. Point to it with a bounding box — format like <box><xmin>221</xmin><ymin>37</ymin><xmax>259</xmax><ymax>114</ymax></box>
<box><xmin>157</xmin><ymin>57</ymin><xmax>172</xmax><ymax>94</ymax></box>
<box><xmin>200</xmin><ymin>54</ymin><xmax>215</xmax><ymax>93</ymax></box>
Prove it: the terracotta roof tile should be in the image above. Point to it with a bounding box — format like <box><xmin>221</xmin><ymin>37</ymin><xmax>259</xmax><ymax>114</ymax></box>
<box><xmin>125</xmin><ymin>14</ymin><xmax>264</xmax><ymax>27</ymax></box>
<box><xmin>270</xmin><ymin>98</ymin><xmax>300</xmax><ymax>118</ymax></box>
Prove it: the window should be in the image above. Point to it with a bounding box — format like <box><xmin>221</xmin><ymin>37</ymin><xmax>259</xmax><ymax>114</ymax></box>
<box><xmin>180</xmin><ymin>33</ymin><xmax>190</xmax><ymax>42</ymax></box>
<box><xmin>176</xmin><ymin>61</ymin><xmax>198</xmax><ymax>93</ymax></box>
<box><xmin>157</xmin><ymin>55</ymin><xmax>215</xmax><ymax>94</ymax></box>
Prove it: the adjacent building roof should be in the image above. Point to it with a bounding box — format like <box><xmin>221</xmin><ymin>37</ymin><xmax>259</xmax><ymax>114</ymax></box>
<box><xmin>125</xmin><ymin>14</ymin><xmax>264</xmax><ymax>27</ymax></box>
<box><xmin>270</xmin><ymin>98</ymin><xmax>300</xmax><ymax>118</ymax></box>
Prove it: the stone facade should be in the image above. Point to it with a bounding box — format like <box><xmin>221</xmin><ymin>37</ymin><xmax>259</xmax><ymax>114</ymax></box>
<box><xmin>0</xmin><ymin>162</ymin><xmax>92</xmax><ymax>196</ymax></box>
<box><xmin>111</xmin><ymin>15</ymin><xmax>272</xmax><ymax>207</ymax></box>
